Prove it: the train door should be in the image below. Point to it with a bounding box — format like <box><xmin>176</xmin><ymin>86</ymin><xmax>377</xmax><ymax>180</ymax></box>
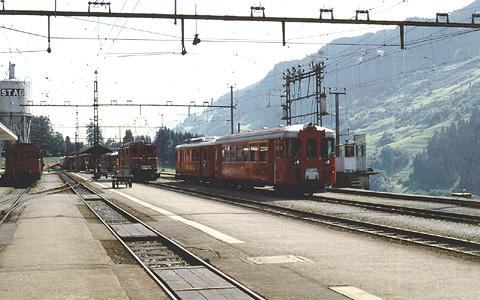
<box><xmin>199</xmin><ymin>147</ymin><xmax>203</xmax><ymax>177</ymax></box>
<box><xmin>274</xmin><ymin>139</ymin><xmax>282</xmax><ymax>184</ymax></box>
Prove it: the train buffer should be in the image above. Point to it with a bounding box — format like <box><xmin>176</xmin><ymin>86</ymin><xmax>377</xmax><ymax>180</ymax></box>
<box><xmin>112</xmin><ymin>167</ymin><xmax>133</xmax><ymax>188</ymax></box>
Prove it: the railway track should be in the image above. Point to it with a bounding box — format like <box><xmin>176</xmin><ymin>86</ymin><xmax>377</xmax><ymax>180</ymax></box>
<box><xmin>159</xmin><ymin>173</ymin><xmax>480</xmax><ymax>225</ymax></box>
<box><xmin>327</xmin><ymin>187</ymin><xmax>480</xmax><ymax>208</ymax></box>
<box><xmin>310</xmin><ymin>193</ymin><xmax>480</xmax><ymax>225</ymax></box>
<box><xmin>150</xmin><ymin>181</ymin><xmax>480</xmax><ymax>259</ymax></box>
<box><xmin>60</xmin><ymin>172</ymin><xmax>264</xmax><ymax>300</ymax></box>
<box><xmin>0</xmin><ymin>187</ymin><xmax>29</xmax><ymax>225</ymax></box>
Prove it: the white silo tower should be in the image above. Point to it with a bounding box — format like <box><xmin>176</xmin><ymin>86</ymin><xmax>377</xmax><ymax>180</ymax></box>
<box><xmin>0</xmin><ymin>62</ymin><xmax>32</xmax><ymax>143</ymax></box>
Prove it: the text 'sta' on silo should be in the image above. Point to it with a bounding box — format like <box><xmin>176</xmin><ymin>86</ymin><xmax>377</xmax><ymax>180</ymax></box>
<box><xmin>0</xmin><ymin>62</ymin><xmax>32</xmax><ymax>143</ymax></box>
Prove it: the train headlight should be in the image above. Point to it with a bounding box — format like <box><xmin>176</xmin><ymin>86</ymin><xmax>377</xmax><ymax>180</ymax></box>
<box><xmin>324</xmin><ymin>159</ymin><xmax>331</xmax><ymax>165</ymax></box>
<box><xmin>293</xmin><ymin>159</ymin><xmax>300</xmax><ymax>166</ymax></box>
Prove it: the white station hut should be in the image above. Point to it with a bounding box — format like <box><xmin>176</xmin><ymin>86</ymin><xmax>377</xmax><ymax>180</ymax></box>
<box><xmin>335</xmin><ymin>134</ymin><xmax>379</xmax><ymax>189</ymax></box>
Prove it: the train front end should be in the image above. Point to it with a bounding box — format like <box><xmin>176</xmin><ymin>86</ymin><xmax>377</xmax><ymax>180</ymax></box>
<box><xmin>275</xmin><ymin>123</ymin><xmax>336</xmax><ymax>193</ymax></box>
<box><xmin>129</xmin><ymin>143</ymin><xmax>158</xmax><ymax>182</ymax></box>
<box><xmin>4</xmin><ymin>143</ymin><xmax>42</xmax><ymax>185</ymax></box>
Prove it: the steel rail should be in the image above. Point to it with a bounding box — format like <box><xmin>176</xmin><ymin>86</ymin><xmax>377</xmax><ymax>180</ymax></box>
<box><xmin>327</xmin><ymin>188</ymin><xmax>480</xmax><ymax>208</ymax></box>
<box><xmin>158</xmin><ymin>176</ymin><xmax>480</xmax><ymax>224</ymax></box>
<box><xmin>59</xmin><ymin>172</ymin><xmax>265</xmax><ymax>300</ymax></box>
<box><xmin>0</xmin><ymin>188</ymin><xmax>29</xmax><ymax>225</ymax></box>
<box><xmin>310</xmin><ymin>194</ymin><xmax>480</xmax><ymax>225</ymax></box>
<box><xmin>151</xmin><ymin>182</ymin><xmax>480</xmax><ymax>258</ymax></box>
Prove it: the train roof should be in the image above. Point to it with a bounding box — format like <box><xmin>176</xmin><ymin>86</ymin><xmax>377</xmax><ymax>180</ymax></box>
<box><xmin>5</xmin><ymin>143</ymin><xmax>41</xmax><ymax>150</ymax></box>
<box><xmin>175</xmin><ymin>136</ymin><xmax>218</xmax><ymax>149</ymax></box>
<box><xmin>215</xmin><ymin>123</ymin><xmax>335</xmax><ymax>144</ymax></box>
<box><xmin>69</xmin><ymin>144</ymin><xmax>112</xmax><ymax>156</ymax></box>
<box><xmin>175</xmin><ymin>123</ymin><xmax>335</xmax><ymax>149</ymax></box>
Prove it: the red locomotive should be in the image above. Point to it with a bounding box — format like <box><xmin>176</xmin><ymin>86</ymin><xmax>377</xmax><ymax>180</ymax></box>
<box><xmin>117</xmin><ymin>141</ymin><xmax>158</xmax><ymax>182</ymax></box>
<box><xmin>3</xmin><ymin>143</ymin><xmax>43</xmax><ymax>184</ymax></box>
<box><xmin>175</xmin><ymin>123</ymin><xmax>336</xmax><ymax>193</ymax></box>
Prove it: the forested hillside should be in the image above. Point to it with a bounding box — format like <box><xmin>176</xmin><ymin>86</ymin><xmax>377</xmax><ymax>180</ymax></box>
<box><xmin>408</xmin><ymin>108</ymin><xmax>480</xmax><ymax>195</ymax></box>
<box><xmin>153</xmin><ymin>127</ymin><xmax>196</xmax><ymax>169</ymax></box>
<box><xmin>176</xmin><ymin>1</ymin><xmax>480</xmax><ymax>197</ymax></box>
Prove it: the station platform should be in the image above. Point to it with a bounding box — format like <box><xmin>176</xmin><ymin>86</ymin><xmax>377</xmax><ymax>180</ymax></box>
<box><xmin>0</xmin><ymin>173</ymin><xmax>168</xmax><ymax>299</ymax></box>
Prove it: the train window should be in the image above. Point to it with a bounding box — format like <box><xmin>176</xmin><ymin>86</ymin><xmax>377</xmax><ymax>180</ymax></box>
<box><xmin>225</xmin><ymin>147</ymin><xmax>230</xmax><ymax>162</ymax></box>
<box><xmin>132</xmin><ymin>148</ymin><xmax>138</xmax><ymax>154</ymax></box>
<box><xmin>242</xmin><ymin>145</ymin><xmax>249</xmax><ymax>162</ymax></box>
<box><xmin>307</xmin><ymin>139</ymin><xmax>317</xmax><ymax>158</ymax></box>
<box><xmin>186</xmin><ymin>150</ymin><xmax>190</xmax><ymax>162</ymax></box>
<box><xmin>6</xmin><ymin>152</ymin><xmax>17</xmax><ymax>159</ymax></box>
<box><xmin>321</xmin><ymin>139</ymin><xmax>336</xmax><ymax>157</ymax></box>
<box><xmin>203</xmin><ymin>148</ymin><xmax>207</xmax><ymax>162</ymax></box>
<box><xmin>345</xmin><ymin>145</ymin><xmax>355</xmax><ymax>157</ymax></box>
<box><xmin>144</xmin><ymin>147</ymin><xmax>155</xmax><ymax>155</ymax></box>
<box><xmin>250</xmin><ymin>144</ymin><xmax>258</xmax><ymax>162</ymax></box>
<box><xmin>28</xmin><ymin>151</ymin><xmax>38</xmax><ymax>159</ymax></box>
<box><xmin>259</xmin><ymin>143</ymin><xmax>267</xmax><ymax>162</ymax></box>
<box><xmin>356</xmin><ymin>144</ymin><xmax>366</xmax><ymax>157</ymax></box>
<box><xmin>236</xmin><ymin>145</ymin><xmax>242</xmax><ymax>162</ymax></box>
<box><xmin>230</xmin><ymin>146</ymin><xmax>235</xmax><ymax>162</ymax></box>
<box><xmin>280</xmin><ymin>139</ymin><xmax>302</xmax><ymax>157</ymax></box>
<box><xmin>196</xmin><ymin>149</ymin><xmax>200</xmax><ymax>162</ymax></box>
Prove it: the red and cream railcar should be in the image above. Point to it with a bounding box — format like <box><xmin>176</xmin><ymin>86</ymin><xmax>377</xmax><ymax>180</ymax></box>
<box><xmin>215</xmin><ymin>123</ymin><xmax>336</xmax><ymax>192</ymax></box>
<box><xmin>118</xmin><ymin>141</ymin><xmax>158</xmax><ymax>182</ymax></box>
<box><xmin>175</xmin><ymin>123</ymin><xmax>336</xmax><ymax>193</ymax></box>
<box><xmin>175</xmin><ymin>137</ymin><xmax>217</xmax><ymax>181</ymax></box>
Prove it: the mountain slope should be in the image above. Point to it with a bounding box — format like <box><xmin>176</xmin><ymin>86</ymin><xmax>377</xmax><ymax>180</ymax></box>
<box><xmin>176</xmin><ymin>1</ymin><xmax>480</xmax><ymax>195</ymax></box>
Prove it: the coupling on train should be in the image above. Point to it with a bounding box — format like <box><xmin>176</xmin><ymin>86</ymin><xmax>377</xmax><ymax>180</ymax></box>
<box><xmin>175</xmin><ymin>122</ymin><xmax>336</xmax><ymax>193</ymax></box>
<box><xmin>3</xmin><ymin>143</ymin><xmax>43</xmax><ymax>185</ymax></box>
<box><xmin>61</xmin><ymin>141</ymin><xmax>159</xmax><ymax>182</ymax></box>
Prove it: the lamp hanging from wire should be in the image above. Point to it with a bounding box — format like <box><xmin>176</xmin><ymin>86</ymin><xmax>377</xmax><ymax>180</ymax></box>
<box><xmin>193</xmin><ymin>4</ymin><xmax>201</xmax><ymax>45</ymax></box>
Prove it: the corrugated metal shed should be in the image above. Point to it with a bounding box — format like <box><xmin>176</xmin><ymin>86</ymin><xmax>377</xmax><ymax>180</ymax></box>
<box><xmin>69</xmin><ymin>145</ymin><xmax>112</xmax><ymax>156</ymax></box>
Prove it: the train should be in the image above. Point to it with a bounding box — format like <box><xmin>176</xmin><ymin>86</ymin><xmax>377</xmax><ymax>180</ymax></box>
<box><xmin>62</xmin><ymin>142</ymin><xmax>159</xmax><ymax>183</ymax></box>
<box><xmin>175</xmin><ymin>122</ymin><xmax>336</xmax><ymax>193</ymax></box>
<box><xmin>60</xmin><ymin>154</ymin><xmax>94</xmax><ymax>171</ymax></box>
<box><xmin>117</xmin><ymin>141</ymin><xmax>159</xmax><ymax>182</ymax></box>
<box><xmin>3</xmin><ymin>143</ymin><xmax>43</xmax><ymax>185</ymax></box>
<box><xmin>100</xmin><ymin>152</ymin><xmax>117</xmax><ymax>174</ymax></box>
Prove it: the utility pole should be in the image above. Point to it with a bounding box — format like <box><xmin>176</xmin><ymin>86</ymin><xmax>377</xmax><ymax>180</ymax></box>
<box><xmin>93</xmin><ymin>70</ymin><xmax>100</xmax><ymax>179</ymax></box>
<box><xmin>75</xmin><ymin>109</ymin><xmax>78</xmax><ymax>171</ymax></box>
<box><xmin>229</xmin><ymin>85</ymin><xmax>234</xmax><ymax>134</ymax></box>
<box><xmin>329</xmin><ymin>89</ymin><xmax>347</xmax><ymax>146</ymax></box>
<box><xmin>282</xmin><ymin>61</ymin><xmax>327</xmax><ymax>126</ymax></box>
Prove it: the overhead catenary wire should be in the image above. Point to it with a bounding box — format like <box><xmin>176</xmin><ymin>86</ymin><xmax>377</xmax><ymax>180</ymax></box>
<box><xmin>4</xmin><ymin>4</ymin><xmax>480</xmax><ymax>137</ymax></box>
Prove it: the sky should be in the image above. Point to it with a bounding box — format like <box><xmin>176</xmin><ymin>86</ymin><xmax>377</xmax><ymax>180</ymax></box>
<box><xmin>0</xmin><ymin>0</ymin><xmax>476</xmax><ymax>143</ymax></box>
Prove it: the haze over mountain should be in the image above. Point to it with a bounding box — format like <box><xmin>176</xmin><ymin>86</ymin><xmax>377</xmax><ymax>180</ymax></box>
<box><xmin>176</xmin><ymin>1</ymin><xmax>480</xmax><ymax>196</ymax></box>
